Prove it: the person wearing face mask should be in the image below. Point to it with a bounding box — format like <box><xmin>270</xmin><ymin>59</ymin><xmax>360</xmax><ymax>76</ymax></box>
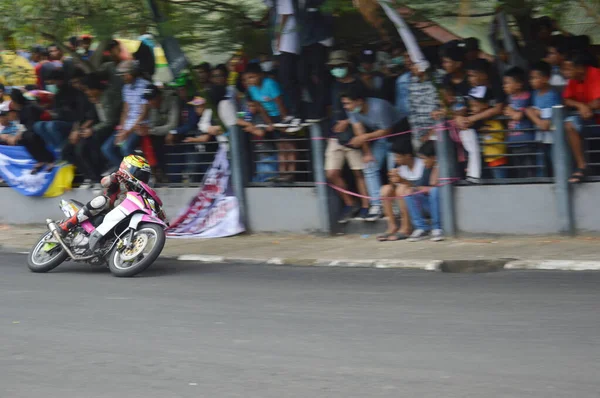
<box><xmin>326</xmin><ymin>50</ymin><xmax>374</xmax><ymax>223</ymax></box>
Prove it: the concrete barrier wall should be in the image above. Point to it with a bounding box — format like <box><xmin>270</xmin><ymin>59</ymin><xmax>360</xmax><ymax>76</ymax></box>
<box><xmin>245</xmin><ymin>187</ymin><xmax>321</xmax><ymax>233</ymax></box>
<box><xmin>455</xmin><ymin>184</ymin><xmax>559</xmax><ymax>235</ymax></box>
<box><xmin>573</xmin><ymin>183</ymin><xmax>600</xmax><ymax>233</ymax></box>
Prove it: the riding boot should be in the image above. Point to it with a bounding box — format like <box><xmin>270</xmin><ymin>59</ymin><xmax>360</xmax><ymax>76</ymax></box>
<box><xmin>59</xmin><ymin>213</ymin><xmax>80</xmax><ymax>233</ymax></box>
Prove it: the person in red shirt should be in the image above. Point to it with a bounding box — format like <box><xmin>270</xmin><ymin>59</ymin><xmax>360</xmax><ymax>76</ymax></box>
<box><xmin>563</xmin><ymin>52</ymin><xmax>600</xmax><ymax>183</ymax></box>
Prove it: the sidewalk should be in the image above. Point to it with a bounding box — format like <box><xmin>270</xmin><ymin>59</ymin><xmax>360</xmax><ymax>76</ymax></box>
<box><xmin>2</xmin><ymin>224</ymin><xmax>600</xmax><ymax>271</ymax></box>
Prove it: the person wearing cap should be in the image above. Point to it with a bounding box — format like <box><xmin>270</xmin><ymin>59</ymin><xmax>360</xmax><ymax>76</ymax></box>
<box><xmin>326</xmin><ymin>49</ymin><xmax>371</xmax><ymax>223</ymax></box>
<box><xmin>143</xmin><ymin>84</ymin><xmax>180</xmax><ymax>182</ymax></box>
<box><xmin>80</xmin><ymin>35</ymin><xmax>94</xmax><ymax>61</ymax></box>
<box><xmin>101</xmin><ymin>60</ymin><xmax>151</xmax><ymax>170</ymax></box>
<box><xmin>359</xmin><ymin>49</ymin><xmax>385</xmax><ymax>98</ymax></box>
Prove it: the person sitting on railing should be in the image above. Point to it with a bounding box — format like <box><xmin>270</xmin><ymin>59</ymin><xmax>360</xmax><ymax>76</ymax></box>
<box><xmin>377</xmin><ymin>138</ymin><xmax>423</xmax><ymax>242</ymax></box>
<box><xmin>503</xmin><ymin>66</ymin><xmax>536</xmax><ymax>178</ymax></box>
<box><xmin>526</xmin><ymin>61</ymin><xmax>563</xmax><ymax>178</ymax></box>
<box><xmin>245</xmin><ymin>62</ymin><xmax>300</xmax><ymax>183</ymax></box>
<box><xmin>467</xmin><ymin>86</ymin><xmax>507</xmax><ymax>179</ymax></box>
<box><xmin>562</xmin><ymin>52</ymin><xmax>600</xmax><ymax>183</ymax></box>
<box><xmin>237</xmin><ymin>100</ymin><xmax>278</xmax><ymax>183</ymax></box>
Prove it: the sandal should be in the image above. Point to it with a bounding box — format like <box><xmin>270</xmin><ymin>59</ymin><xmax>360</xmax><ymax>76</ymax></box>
<box><xmin>377</xmin><ymin>232</ymin><xmax>408</xmax><ymax>242</ymax></box>
<box><xmin>569</xmin><ymin>168</ymin><xmax>586</xmax><ymax>184</ymax></box>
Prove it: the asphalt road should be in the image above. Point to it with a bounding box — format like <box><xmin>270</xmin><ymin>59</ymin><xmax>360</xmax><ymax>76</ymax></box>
<box><xmin>1</xmin><ymin>253</ymin><xmax>599</xmax><ymax>398</ymax></box>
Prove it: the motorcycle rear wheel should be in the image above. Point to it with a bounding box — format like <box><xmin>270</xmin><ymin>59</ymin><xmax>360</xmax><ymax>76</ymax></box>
<box><xmin>27</xmin><ymin>231</ymin><xmax>69</xmax><ymax>273</ymax></box>
<box><xmin>108</xmin><ymin>223</ymin><xmax>166</xmax><ymax>277</ymax></box>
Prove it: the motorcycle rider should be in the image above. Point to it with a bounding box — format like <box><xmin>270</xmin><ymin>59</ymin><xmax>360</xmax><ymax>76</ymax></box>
<box><xmin>58</xmin><ymin>155</ymin><xmax>152</xmax><ymax>235</ymax></box>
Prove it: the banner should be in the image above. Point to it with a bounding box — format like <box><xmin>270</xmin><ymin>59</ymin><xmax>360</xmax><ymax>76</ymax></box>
<box><xmin>0</xmin><ymin>145</ymin><xmax>74</xmax><ymax>197</ymax></box>
<box><xmin>167</xmin><ymin>145</ymin><xmax>245</xmax><ymax>238</ymax></box>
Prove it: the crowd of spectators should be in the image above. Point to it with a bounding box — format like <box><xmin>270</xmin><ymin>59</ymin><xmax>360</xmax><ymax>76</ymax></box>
<box><xmin>0</xmin><ymin>4</ymin><xmax>599</xmax><ymax>244</ymax></box>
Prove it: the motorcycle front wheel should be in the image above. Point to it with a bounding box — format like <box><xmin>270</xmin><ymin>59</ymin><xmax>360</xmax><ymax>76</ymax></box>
<box><xmin>27</xmin><ymin>231</ymin><xmax>69</xmax><ymax>273</ymax></box>
<box><xmin>108</xmin><ymin>223</ymin><xmax>166</xmax><ymax>277</ymax></box>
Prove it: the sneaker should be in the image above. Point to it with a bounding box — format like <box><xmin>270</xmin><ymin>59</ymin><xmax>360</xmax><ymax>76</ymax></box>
<box><xmin>365</xmin><ymin>205</ymin><xmax>383</xmax><ymax>222</ymax></box>
<box><xmin>353</xmin><ymin>207</ymin><xmax>369</xmax><ymax>221</ymax></box>
<box><xmin>300</xmin><ymin>119</ymin><xmax>313</xmax><ymax>127</ymax></box>
<box><xmin>79</xmin><ymin>179</ymin><xmax>92</xmax><ymax>189</ymax></box>
<box><xmin>407</xmin><ymin>229</ymin><xmax>429</xmax><ymax>242</ymax></box>
<box><xmin>305</xmin><ymin>117</ymin><xmax>323</xmax><ymax>124</ymax></box>
<box><xmin>338</xmin><ymin>206</ymin><xmax>359</xmax><ymax>224</ymax></box>
<box><xmin>285</xmin><ymin>118</ymin><xmax>303</xmax><ymax>133</ymax></box>
<box><xmin>430</xmin><ymin>229</ymin><xmax>445</xmax><ymax>242</ymax></box>
<box><xmin>274</xmin><ymin>116</ymin><xmax>294</xmax><ymax>128</ymax></box>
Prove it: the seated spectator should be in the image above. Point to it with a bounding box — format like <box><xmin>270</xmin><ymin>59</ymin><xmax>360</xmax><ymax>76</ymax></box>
<box><xmin>63</xmin><ymin>74</ymin><xmax>122</xmax><ymax>187</ymax></box>
<box><xmin>102</xmin><ymin>60</ymin><xmax>150</xmax><ymax>171</ymax></box>
<box><xmin>545</xmin><ymin>36</ymin><xmax>568</xmax><ymax>91</ymax></box>
<box><xmin>143</xmin><ymin>84</ymin><xmax>180</xmax><ymax>182</ymax></box>
<box><xmin>9</xmin><ymin>89</ymin><xmax>43</xmax><ymax>133</ymax></box>
<box><xmin>377</xmin><ymin>139</ymin><xmax>423</xmax><ymax>241</ymax></box>
<box><xmin>407</xmin><ymin>56</ymin><xmax>440</xmax><ymax>150</ymax></box>
<box><xmin>403</xmin><ymin>141</ymin><xmax>444</xmax><ymax>242</ymax></box>
<box><xmin>526</xmin><ymin>61</ymin><xmax>562</xmax><ymax>177</ymax></box>
<box><xmin>468</xmin><ymin>86</ymin><xmax>507</xmax><ymax>179</ymax></box>
<box><xmin>237</xmin><ymin>100</ymin><xmax>278</xmax><ymax>183</ymax></box>
<box><xmin>326</xmin><ymin>50</ymin><xmax>370</xmax><ymax>222</ymax></box>
<box><xmin>246</xmin><ymin>62</ymin><xmax>299</xmax><ymax>183</ymax></box>
<box><xmin>503</xmin><ymin>67</ymin><xmax>535</xmax><ymax>178</ymax></box>
<box><xmin>32</xmin><ymin>68</ymin><xmax>85</xmax><ymax>173</ymax></box>
<box><xmin>0</xmin><ymin>109</ymin><xmax>26</xmax><ymax>145</ymax></box>
<box><xmin>562</xmin><ymin>53</ymin><xmax>600</xmax><ymax>183</ymax></box>
<box><xmin>341</xmin><ymin>85</ymin><xmax>409</xmax><ymax>222</ymax></box>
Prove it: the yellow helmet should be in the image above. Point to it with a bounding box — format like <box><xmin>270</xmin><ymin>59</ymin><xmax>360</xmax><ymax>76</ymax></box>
<box><xmin>119</xmin><ymin>155</ymin><xmax>151</xmax><ymax>184</ymax></box>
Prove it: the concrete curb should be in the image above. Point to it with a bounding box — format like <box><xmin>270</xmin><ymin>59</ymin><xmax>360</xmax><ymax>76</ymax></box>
<box><xmin>174</xmin><ymin>255</ymin><xmax>600</xmax><ymax>272</ymax></box>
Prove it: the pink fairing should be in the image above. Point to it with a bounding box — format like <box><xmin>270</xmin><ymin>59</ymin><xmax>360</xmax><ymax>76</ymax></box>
<box><xmin>141</xmin><ymin>214</ymin><xmax>167</xmax><ymax>228</ymax></box>
<box><xmin>81</xmin><ymin>220</ymin><xmax>95</xmax><ymax>233</ymax></box>
<box><xmin>138</xmin><ymin>181</ymin><xmax>163</xmax><ymax>206</ymax></box>
<box><xmin>119</xmin><ymin>195</ymin><xmax>144</xmax><ymax>214</ymax></box>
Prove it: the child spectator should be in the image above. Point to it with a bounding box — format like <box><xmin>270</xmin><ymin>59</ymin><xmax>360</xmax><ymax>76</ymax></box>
<box><xmin>0</xmin><ymin>109</ymin><xmax>25</xmax><ymax>145</ymax></box>
<box><xmin>503</xmin><ymin>66</ymin><xmax>536</xmax><ymax>178</ymax></box>
<box><xmin>562</xmin><ymin>52</ymin><xmax>600</xmax><ymax>183</ymax></box>
<box><xmin>468</xmin><ymin>86</ymin><xmax>508</xmax><ymax>179</ymax></box>
<box><xmin>403</xmin><ymin>141</ymin><xmax>444</xmax><ymax>242</ymax></box>
<box><xmin>237</xmin><ymin>100</ymin><xmax>278</xmax><ymax>183</ymax></box>
<box><xmin>526</xmin><ymin>61</ymin><xmax>562</xmax><ymax>177</ymax></box>
<box><xmin>246</xmin><ymin>62</ymin><xmax>299</xmax><ymax>183</ymax></box>
<box><xmin>377</xmin><ymin>139</ymin><xmax>423</xmax><ymax>241</ymax></box>
<box><xmin>407</xmin><ymin>57</ymin><xmax>441</xmax><ymax>150</ymax></box>
<box><xmin>459</xmin><ymin>59</ymin><xmax>505</xmax><ymax>130</ymax></box>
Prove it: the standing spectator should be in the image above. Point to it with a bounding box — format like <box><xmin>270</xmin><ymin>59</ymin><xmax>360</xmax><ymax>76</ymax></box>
<box><xmin>562</xmin><ymin>53</ymin><xmax>600</xmax><ymax>183</ymax></box>
<box><xmin>47</xmin><ymin>44</ymin><xmax>63</xmax><ymax>64</ymax></box>
<box><xmin>359</xmin><ymin>49</ymin><xmax>385</xmax><ymax>98</ymax></box>
<box><xmin>394</xmin><ymin>50</ymin><xmax>411</xmax><ymax>119</ymax></box>
<box><xmin>341</xmin><ymin>85</ymin><xmax>409</xmax><ymax>221</ymax></box>
<box><xmin>526</xmin><ymin>61</ymin><xmax>562</xmax><ymax>177</ymax></box>
<box><xmin>296</xmin><ymin>0</ymin><xmax>333</xmax><ymax>122</ymax></box>
<box><xmin>143</xmin><ymin>84</ymin><xmax>180</xmax><ymax>181</ymax></box>
<box><xmin>237</xmin><ymin>100</ymin><xmax>278</xmax><ymax>182</ymax></box>
<box><xmin>403</xmin><ymin>141</ymin><xmax>444</xmax><ymax>242</ymax></box>
<box><xmin>32</xmin><ymin>68</ymin><xmax>84</xmax><ymax>172</ymax></box>
<box><xmin>246</xmin><ymin>62</ymin><xmax>299</xmax><ymax>182</ymax></box>
<box><xmin>102</xmin><ymin>60</ymin><xmax>150</xmax><ymax>170</ymax></box>
<box><xmin>545</xmin><ymin>36</ymin><xmax>568</xmax><ymax>91</ymax></box>
<box><xmin>503</xmin><ymin>66</ymin><xmax>535</xmax><ymax>178</ymax></box>
<box><xmin>407</xmin><ymin>57</ymin><xmax>441</xmax><ymax>150</ymax></box>
<box><xmin>326</xmin><ymin>50</ymin><xmax>370</xmax><ymax>223</ymax></box>
<box><xmin>31</xmin><ymin>45</ymin><xmax>49</xmax><ymax>89</ymax></box>
<box><xmin>441</xmin><ymin>44</ymin><xmax>470</xmax><ymax>112</ymax></box>
<box><xmin>460</xmin><ymin>59</ymin><xmax>505</xmax><ymax>129</ymax></box>
<box><xmin>467</xmin><ymin>86</ymin><xmax>507</xmax><ymax>179</ymax></box>
<box><xmin>79</xmin><ymin>35</ymin><xmax>94</xmax><ymax>61</ymax></box>
<box><xmin>377</xmin><ymin>139</ymin><xmax>422</xmax><ymax>241</ymax></box>
<box><xmin>265</xmin><ymin>0</ymin><xmax>302</xmax><ymax>130</ymax></box>
<box><xmin>193</xmin><ymin>63</ymin><xmax>212</xmax><ymax>89</ymax></box>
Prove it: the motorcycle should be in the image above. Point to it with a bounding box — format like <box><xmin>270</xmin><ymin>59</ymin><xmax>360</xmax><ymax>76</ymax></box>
<box><xmin>27</xmin><ymin>178</ymin><xmax>168</xmax><ymax>277</ymax></box>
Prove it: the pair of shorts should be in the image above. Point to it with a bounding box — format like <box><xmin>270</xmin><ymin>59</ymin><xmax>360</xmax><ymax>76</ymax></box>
<box><xmin>565</xmin><ymin>115</ymin><xmax>600</xmax><ymax>135</ymax></box>
<box><xmin>325</xmin><ymin>138</ymin><xmax>364</xmax><ymax>171</ymax></box>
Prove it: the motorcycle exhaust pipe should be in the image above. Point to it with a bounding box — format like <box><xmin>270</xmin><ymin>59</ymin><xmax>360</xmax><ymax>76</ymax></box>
<box><xmin>46</xmin><ymin>219</ymin><xmax>96</xmax><ymax>261</ymax></box>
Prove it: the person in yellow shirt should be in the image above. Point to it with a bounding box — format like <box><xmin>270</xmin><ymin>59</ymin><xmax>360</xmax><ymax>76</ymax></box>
<box><xmin>468</xmin><ymin>86</ymin><xmax>508</xmax><ymax>179</ymax></box>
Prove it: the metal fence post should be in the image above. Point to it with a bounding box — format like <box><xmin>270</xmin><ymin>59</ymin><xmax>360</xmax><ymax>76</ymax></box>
<box><xmin>552</xmin><ymin>106</ymin><xmax>575</xmax><ymax>235</ymax></box>
<box><xmin>436</xmin><ymin>123</ymin><xmax>456</xmax><ymax>236</ymax></box>
<box><xmin>229</xmin><ymin>125</ymin><xmax>249</xmax><ymax>231</ymax></box>
<box><xmin>309</xmin><ymin>122</ymin><xmax>332</xmax><ymax>234</ymax></box>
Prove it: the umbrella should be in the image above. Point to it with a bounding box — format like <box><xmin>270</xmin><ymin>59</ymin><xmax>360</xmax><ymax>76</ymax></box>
<box><xmin>0</xmin><ymin>51</ymin><xmax>37</xmax><ymax>87</ymax></box>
